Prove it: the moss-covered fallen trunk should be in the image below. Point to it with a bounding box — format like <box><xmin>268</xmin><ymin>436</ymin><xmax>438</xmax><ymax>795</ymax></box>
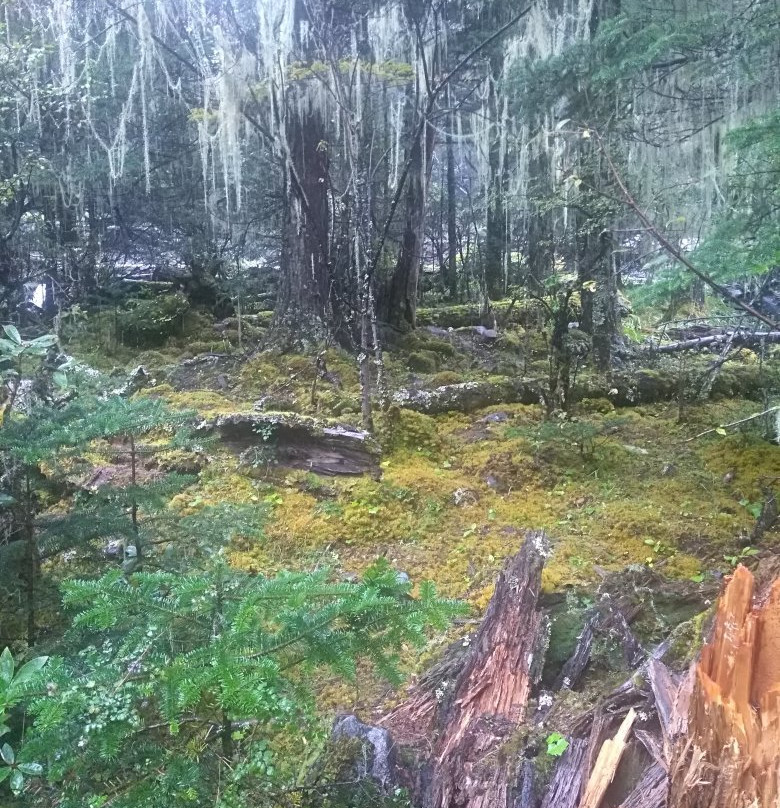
<box><xmin>199</xmin><ymin>412</ymin><xmax>381</xmax><ymax>476</ymax></box>
<box><xmin>393</xmin><ymin>364</ymin><xmax>780</xmax><ymax>415</ymax></box>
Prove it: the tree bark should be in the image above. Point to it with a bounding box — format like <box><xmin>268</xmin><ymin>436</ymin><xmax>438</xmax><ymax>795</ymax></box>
<box><xmin>383</xmin><ymin>531</ymin><xmax>551</xmax><ymax>808</ymax></box>
<box><xmin>667</xmin><ymin>565</ymin><xmax>780</xmax><ymax>808</ymax></box>
<box><xmin>273</xmin><ymin>105</ymin><xmax>332</xmax><ymax>344</ymax></box>
<box><xmin>379</xmin><ymin>120</ymin><xmax>436</xmax><ymax>330</ymax></box>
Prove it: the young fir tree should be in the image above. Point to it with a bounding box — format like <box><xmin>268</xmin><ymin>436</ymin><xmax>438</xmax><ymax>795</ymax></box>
<box><xmin>18</xmin><ymin>556</ymin><xmax>462</xmax><ymax>808</ymax></box>
<box><xmin>0</xmin><ymin>389</ymin><xmax>198</xmax><ymax>646</ymax></box>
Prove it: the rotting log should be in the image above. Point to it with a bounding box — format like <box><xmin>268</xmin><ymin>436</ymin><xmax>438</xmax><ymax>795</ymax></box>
<box><xmin>666</xmin><ymin>564</ymin><xmax>780</xmax><ymax>808</ymax></box>
<box><xmin>392</xmin><ymin>379</ymin><xmax>541</xmax><ymax>415</ymax></box>
<box><xmin>382</xmin><ymin>530</ymin><xmax>551</xmax><ymax>808</ymax></box>
<box><xmin>199</xmin><ymin>412</ymin><xmax>381</xmax><ymax>477</ymax></box>
<box><xmin>393</xmin><ymin>363</ymin><xmax>778</xmax><ymax>416</ymax></box>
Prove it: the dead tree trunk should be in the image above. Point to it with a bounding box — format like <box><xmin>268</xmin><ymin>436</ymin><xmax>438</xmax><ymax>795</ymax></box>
<box><xmin>383</xmin><ymin>531</ymin><xmax>551</xmax><ymax>808</ymax></box>
<box><xmin>667</xmin><ymin>564</ymin><xmax>780</xmax><ymax>808</ymax></box>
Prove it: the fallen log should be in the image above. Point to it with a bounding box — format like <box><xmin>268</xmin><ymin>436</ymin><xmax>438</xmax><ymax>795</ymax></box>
<box><xmin>198</xmin><ymin>412</ymin><xmax>381</xmax><ymax>477</ymax></box>
<box><xmin>393</xmin><ymin>363</ymin><xmax>778</xmax><ymax>416</ymax></box>
<box><xmin>635</xmin><ymin>330</ymin><xmax>780</xmax><ymax>355</ymax></box>
<box><xmin>392</xmin><ymin>379</ymin><xmax>540</xmax><ymax>415</ymax></box>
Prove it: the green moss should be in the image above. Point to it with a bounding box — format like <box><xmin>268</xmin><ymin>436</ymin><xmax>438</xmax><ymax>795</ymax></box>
<box><xmin>408</xmin><ymin>350</ymin><xmax>439</xmax><ymax>373</ymax></box>
<box><xmin>431</xmin><ymin>371</ymin><xmax>464</xmax><ymax>386</ymax></box>
<box><xmin>376</xmin><ymin>406</ymin><xmax>442</xmax><ymax>456</ymax></box>
<box><xmin>711</xmin><ymin>364</ymin><xmax>780</xmax><ymax>399</ymax></box>
<box><xmin>575</xmin><ymin>397</ymin><xmax>615</xmax><ymax>415</ymax></box>
<box><xmin>117</xmin><ymin>293</ymin><xmax>190</xmax><ymax>347</ymax></box>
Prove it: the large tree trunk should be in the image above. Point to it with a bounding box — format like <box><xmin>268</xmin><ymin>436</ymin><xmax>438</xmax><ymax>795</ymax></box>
<box><xmin>379</xmin><ymin>121</ymin><xmax>436</xmax><ymax>330</ymax></box>
<box><xmin>273</xmin><ymin>106</ymin><xmax>332</xmax><ymax>345</ymax></box>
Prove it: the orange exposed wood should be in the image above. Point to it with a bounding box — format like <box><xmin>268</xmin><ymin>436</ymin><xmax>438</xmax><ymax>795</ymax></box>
<box><xmin>669</xmin><ymin>564</ymin><xmax>780</xmax><ymax>808</ymax></box>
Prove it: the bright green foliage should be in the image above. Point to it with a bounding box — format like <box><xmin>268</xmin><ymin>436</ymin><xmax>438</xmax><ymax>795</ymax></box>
<box><xmin>0</xmin><ymin>648</ymin><xmax>48</xmax><ymax>796</ymax></box>
<box><xmin>23</xmin><ymin>560</ymin><xmax>463</xmax><ymax>808</ymax></box>
<box><xmin>693</xmin><ymin>112</ymin><xmax>780</xmax><ymax>283</ymax></box>
<box><xmin>0</xmin><ymin>393</ymin><xmax>199</xmax><ymax>643</ymax></box>
<box><xmin>545</xmin><ymin>731</ymin><xmax>569</xmax><ymax>757</ymax></box>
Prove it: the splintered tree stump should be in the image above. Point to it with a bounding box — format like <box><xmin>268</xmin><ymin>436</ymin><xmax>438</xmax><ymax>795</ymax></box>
<box><xmin>382</xmin><ymin>531</ymin><xmax>551</xmax><ymax>808</ymax></box>
<box><xmin>579</xmin><ymin>708</ymin><xmax>637</xmax><ymax>808</ymax></box>
<box><xmin>667</xmin><ymin>564</ymin><xmax>780</xmax><ymax>808</ymax></box>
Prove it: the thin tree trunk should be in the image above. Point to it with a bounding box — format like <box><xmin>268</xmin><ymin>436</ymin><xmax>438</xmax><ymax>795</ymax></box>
<box><xmin>446</xmin><ymin>116</ymin><xmax>459</xmax><ymax>300</ymax></box>
<box><xmin>24</xmin><ymin>472</ymin><xmax>37</xmax><ymax>646</ymax></box>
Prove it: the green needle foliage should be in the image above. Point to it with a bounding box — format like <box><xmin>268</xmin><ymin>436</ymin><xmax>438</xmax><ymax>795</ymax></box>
<box><xmin>0</xmin><ymin>392</ymin><xmax>199</xmax><ymax>644</ymax></box>
<box><xmin>21</xmin><ymin>559</ymin><xmax>463</xmax><ymax>808</ymax></box>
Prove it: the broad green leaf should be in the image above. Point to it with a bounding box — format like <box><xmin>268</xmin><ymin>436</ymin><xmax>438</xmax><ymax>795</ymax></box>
<box><xmin>0</xmin><ymin>494</ymin><xmax>15</xmax><ymax>508</ymax></box>
<box><xmin>0</xmin><ymin>768</ymin><xmax>11</xmax><ymax>784</ymax></box>
<box><xmin>9</xmin><ymin>768</ymin><xmax>23</xmax><ymax>794</ymax></box>
<box><xmin>17</xmin><ymin>762</ymin><xmax>42</xmax><ymax>776</ymax></box>
<box><xmin>12</xmin><ymin>657</ymin><xmax>48</xmax><ymax>687</ymax></box>
<box><xmin>0</xmin><ymin>725</ymin><xmax>9</xmax><ymax>738</ymax></box>
<box><xmin>0</xmin><ymin>339</ymin><xmax>20</xmax><ymax>356</ymax></box>
<box><xmin>545</xmin><ymin>732</ymin><xmax>569</xmax><ymax>757</ymax></box>
<box><xmin>52</xmin><ymin>371</ymin><xmax>68</xmax><ymax>389</ymax></box>
<box><xmin>0</xmin><ymin>650</ymin><xmax>13</xmax><ymax>686</ymax></box>
<box><xmin>1</xmin><ymin>325</ymin><xmax>21</xmax><ymax>346</ymax></box>
<box><xmin>0</xmin><ymin>743</ymin><xmax>14</xmax><ymax>765</ymax></box>
<box><xmin>27</xmin><ymin>335</ymin><xmax>56</xmax><ymax>350</ymax></box>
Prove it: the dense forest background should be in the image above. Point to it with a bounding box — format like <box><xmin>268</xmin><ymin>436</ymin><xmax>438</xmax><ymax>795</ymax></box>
<box><xmin>0</xmin><ymin>0</ymin><xmax>779</xmax><ymax>806</ymax></box>
<box><xmin>0</xmin><ymin>0</ymin><xmax>776</xmax><ymax>346</ymax></box>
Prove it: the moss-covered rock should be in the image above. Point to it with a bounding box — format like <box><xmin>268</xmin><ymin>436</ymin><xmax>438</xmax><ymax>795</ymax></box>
<box><xmin>408</xmin><ymin>350</ymin><xmax>439</xmax><ymax>373</ymax></box>
<box><xmin>376</xmin><ymin>406</ymin><xmax>442</xmax><ymax>456</ymax></box>
<box><xmin>431</xmin><ymin>371</ymin><xmax>464</xmax><ymax>387</ymax></box>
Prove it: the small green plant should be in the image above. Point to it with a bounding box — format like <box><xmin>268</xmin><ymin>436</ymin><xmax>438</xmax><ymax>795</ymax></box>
<box><xmin>724</xmin><ymin>546</ymin><xmax>760</xmax><ymax>566</ymax></box>
<box><xmin>545</xmin><ymin>732</ymin><xmax>569</xmax><ymax>757</ymax></box>
<box><xmin>739</xmin><ymin>498</ymin><xmax>763</xmax><ymax>519</ymax></box>
<box><xmin>0</xmin><ymin>647</ymin><xmax>48</xmax><ymax>794</ymax></box>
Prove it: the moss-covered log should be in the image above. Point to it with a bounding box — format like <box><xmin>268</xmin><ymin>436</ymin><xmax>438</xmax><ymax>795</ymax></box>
<box><xmin>393</xmin><ymin>363</ymin><xmax>780</xmax><ymax>415</ymax></box>
<box><xmin>200</xmin><ymin>412</ymin><xmax>381</xmax><ymax>477</ymax></box>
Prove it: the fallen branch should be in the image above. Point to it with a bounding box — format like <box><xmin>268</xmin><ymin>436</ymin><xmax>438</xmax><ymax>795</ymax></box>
<box><xmin>637</xmin><ymin>330</ymin><xmax>780</xmax><ymax>355</ymax></box>
<box><xmin>685</xmin><ymin>405</ymin><xmax>780</xmax><ymax>442</ymax></box>
<box><xmin>594</xmin><ymin>131</ymin><xmax>779</xmax><ymax>331</ymax></box>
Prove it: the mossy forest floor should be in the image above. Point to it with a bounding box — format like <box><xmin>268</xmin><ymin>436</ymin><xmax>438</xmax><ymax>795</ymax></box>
<box><xmin>64</xmin><ymin>304</ymin><xmax>780</xmax><ymax>719</ymax></box>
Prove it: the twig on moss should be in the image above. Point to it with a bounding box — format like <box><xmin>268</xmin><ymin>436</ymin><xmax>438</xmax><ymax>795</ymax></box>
<box><xmin>685</xmin><ymin>406</ymin><xmax>780</xmax><ymax>442</ymax></box>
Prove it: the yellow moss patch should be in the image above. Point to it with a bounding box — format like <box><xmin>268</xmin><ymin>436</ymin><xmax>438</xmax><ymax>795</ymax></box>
<box><xmin>137</xmin><ymin>384</ymin><xmax>248</xmax><ymax>417</ymax></box>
